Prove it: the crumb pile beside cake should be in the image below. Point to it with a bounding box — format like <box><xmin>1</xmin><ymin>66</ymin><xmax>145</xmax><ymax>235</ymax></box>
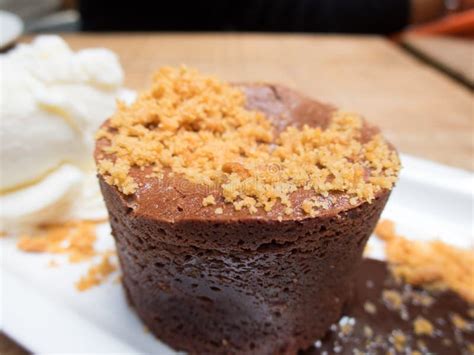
<box><xmin>95</xmin><ymin>66</ymin><xmax>400</xmax><ymax>354</ymax></box>
<box><xmin>375</xmin><ymin>219</ymin><xmax>474</xmax><ymax>303</ymax></box>
<box><xmin>18</xmin><ymin>221</ymin><xmax>97</xmax><ymax>262</ymax></box>
<box><xmin>96</xmin><ymin>66</ymin><xmax>399</xmax><ymax>217</ymax></box>
<box><xmin>17</xmin><ymin>221</ymin><xmax>117</xmax><ymax>291</ymax></box>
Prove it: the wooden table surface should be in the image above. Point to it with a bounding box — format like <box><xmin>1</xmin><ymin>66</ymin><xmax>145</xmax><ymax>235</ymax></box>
<box><xmin>2</xmin><ymin>33</ymin><xmax>473</xmax><ymax>355</ymax></box>
<box><xmin>403</xmin><ymin>34</ymin><xmax>474</xmax><ymax>86</ymax></box>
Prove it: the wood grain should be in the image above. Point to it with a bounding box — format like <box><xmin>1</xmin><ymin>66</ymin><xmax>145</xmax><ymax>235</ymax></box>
<box><xmin>4</xmin><ymin>33</ymin><xmax>473</xmax><ymax>355</ymax></box>
<box><xmin>55</xmin><ymin>33</ymin><xmax>473</xmax><ymax>170</ymax></box>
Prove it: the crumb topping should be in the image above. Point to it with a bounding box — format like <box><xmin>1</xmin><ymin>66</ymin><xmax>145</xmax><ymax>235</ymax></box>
<box><xmin>363</xmin><ymin>325</ymin><xmax>374</xmax><ymax>338</ymax></box>
<box><xmin>382</xmin><ymin>289</ymin><xmax>403</xmax><ymax>310</ymax></box>
<box><xmin>96</xmin><ymin>66</ymin><xmax>400</xmax><ymax>214</ymax></box>
<box><xmin>411</xmin><ymin>291</ymin><xmax>434</xmax><ymax>307</ymax></box>
<box><xmin>301</xmin><ymin>197</ymin><xmax>331</xmax><ymax>217</ymax></box>
<box><xmin>451</xmin><ymin>313</ymin><xmax>470</xmax><ymax>331</ymax></box>
<box><xmin>390</xmin><ymin>329</ymin><xmax>407</xmax><ymax>352</ymax></box>
<box><xmin>375</xmin><ymin>219</ymin><xmax>474</xmax><ymax>303</ymax></box>
<box><xmin>76</xmin><ymin>253</ymin><xmax>117</xmax><ymax>291</ymax></box>
<box><xmin>17</xmin><ymin>221</ymin><xmax>97</xmax><ymax>263</ymax></box>
<box><xmin>339</xmin><ymin>316</ymin><xmax>356</xmax><ymax>337</ymax></box>
<box><xmin>202</xmin><ymin>195</ymin><xmax>216</xmax><ymax>206</ymax></box>
<box><xmin>16</xmin><ymin>221</ymin><xmax>118</xmax><ymax>291</ymax></box>
<box><xmin>364</xmin><ymin>301</ymin><xmax>377</xmax><ymax>314</ymax></box>
<box><xmin>413</xmin><ymin>316</ymin><xmax>434</xmax><ymax>336</ymax></box>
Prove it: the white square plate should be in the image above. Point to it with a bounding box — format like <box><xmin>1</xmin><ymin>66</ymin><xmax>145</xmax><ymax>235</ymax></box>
<box><xmin>1</xmin><ymin>154</ymin><xmax>473</xmax><ymax>354</ymax></box>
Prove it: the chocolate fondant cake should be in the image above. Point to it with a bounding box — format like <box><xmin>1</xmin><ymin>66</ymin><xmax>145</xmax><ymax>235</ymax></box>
<box><xmin>95</xmin><ymin>67</ymin><xmax>400</xmax><ymax>354</ymax></box>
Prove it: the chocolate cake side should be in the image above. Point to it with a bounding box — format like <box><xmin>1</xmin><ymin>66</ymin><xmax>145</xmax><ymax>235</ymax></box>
<box><xmin>95</xmin><ymin>69</ymin><xmax>400</xmax><ymax>355</ymax></box>
<box><xmin>100</xmin><ymin>176</ymin><xmax>390</xmax><ymax>354</ymax></box>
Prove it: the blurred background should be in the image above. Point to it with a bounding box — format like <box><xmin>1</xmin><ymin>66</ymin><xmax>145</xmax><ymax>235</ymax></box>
<box><xmin>1</xmin><ymin>0</ymin><xmax>473</xmax><ymax>86</ymax></box>
<box><xmin>0</xmin><ymin>0</ymin><xmax>473</xmax><ymax>34</ymax></box>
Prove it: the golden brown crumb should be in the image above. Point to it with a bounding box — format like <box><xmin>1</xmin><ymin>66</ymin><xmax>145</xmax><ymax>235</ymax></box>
<box><xmin>451</xmin><ymin>313</ymin><xmax>470</xmax><ymax>331</ymax></box>
<box><xmin>375</xmin><ymin>219</ymin><xmax>474</xmax><ymax>304</ymax></box>
<box><xmin>17</xmin><ymin>221</ymin><xmax>119</xmax><ymax>292</ymax></box>
<box><xmin>364</xmin><ymin>301</ymin><xmax>377</xmax><ymax>314</ymax></box>
<box><xmin>374</xmin><ymin>219</ymin><xmax>396</xmax><ymax>241</ymax></box>
<box><xmin>341</xmin><ymin>324</ymin><xmax>354</xmax><ymax>336</ymax></box>
<box><xmin>339</xmin><ymin>317</ymin><xmax>355</xmax><ymax>336</ymax></box>
<box><xmin>96</xmin><ymin>67</ymin><xmax>400</xmax><ymax>214</ymax></box>
<box><xmin>17</xmin><ymin>221</ymin><xmax>97</xmax><ymax>263</ymax></box>
<box><xmin>467</xmin><ymin>343</ymin><xmax>474</xmax><ymax>353</ymax></box>
<box><xmin>340</xmin><ymin>324</ymin><xmax>353</xmax><ymax>336</ymax></box>
<box><xmin>222</xmin><ymin>162</ymin><xmax>250</xmax><ymax>179</ymax></box>
<box><xmin>410</xmin><ymin>291</ymin><xmax>434</xmax><ymax>307</ymax></box>
<box><xmin>363</xmin><ymin>325</ymin><xmax>374</xmax><ymax>338</ymax></box>
<box><xmin>202</xmin><ymin>195</ymin><xmax>216</xmax><ymax>206</ymax></box>
<box><xmin>214</xmin><ymin>207</ymin><xmax>223</xmax><ymax>215</ymax></box>
<box><xmin>18</xmin><ymin>237</ymin><xmax>49</xmax><ymax>252</ymax></box>
<box><xmin>382</xmin><ymin>289</ymin><xmax>403</xmax><ymax>311</ymax></box>
<box><xmin>413</xmin><ymin>316</ymin><xmax>434</xmax><ymax>336</ymax></box>
<box><xmin>349</xmin><ymin>197</ymin><xmax>359</xmax><ymax>206</ymax></box>
<box><xmin>301</xmin><ymin>197</ymin><xmax>330</xmax><ymax>217</ymax></box>
<box><xmin>97</xmin><ymin>159</ymin><xmax>138</xmax><ymax>195</ymax></box>
<box><xmin>301</xmin><ymin>199</ymin><xmax>316</xmax><ymax>216</ymax></box>
<box><xmin>76</xmin><ymin>255</ymin><xmax>117</xmax><ymax>291</ymax></box>
<box><xmin>390</xmin><ymin>329</ymin><xmax>406</xmax><ymax>352</ymax></box>
<box><xmin>411</xmin><ymin>351</ymin><xmax>422</xmax><ymax>355</ymax></box>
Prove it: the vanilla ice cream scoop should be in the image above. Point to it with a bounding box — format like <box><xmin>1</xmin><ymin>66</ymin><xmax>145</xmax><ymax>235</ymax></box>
<box><xmin>0</xmin><ymin>35</ymin><xmax>135</xmax><ymax>232</ymax></box>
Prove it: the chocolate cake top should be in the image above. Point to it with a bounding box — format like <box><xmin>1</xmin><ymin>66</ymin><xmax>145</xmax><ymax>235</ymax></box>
<box><xmin>95</xmin><ymin>67</ymin><xmax>400</xmax><ymax>218</ymax></box>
